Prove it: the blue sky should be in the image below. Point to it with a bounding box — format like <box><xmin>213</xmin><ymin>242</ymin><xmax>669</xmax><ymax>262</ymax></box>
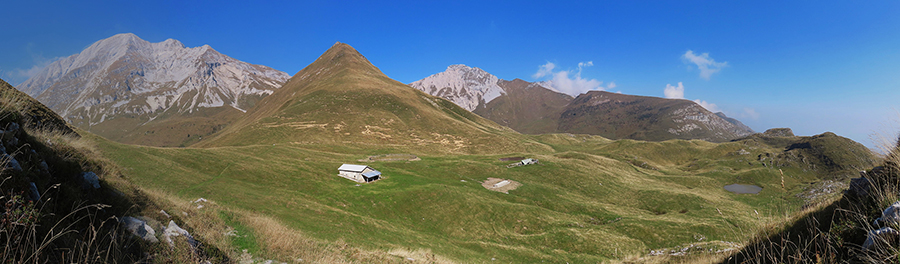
<box><xmin>2</xmin><ymin>1</ymin><xmax>899</xmax><ymax>148</ymax></box>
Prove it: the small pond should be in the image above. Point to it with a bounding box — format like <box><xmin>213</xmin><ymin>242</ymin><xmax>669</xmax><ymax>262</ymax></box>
<box><xmin>724</xmin><ymin>184</ymin><xmax>763</xmax><ymax>194</ymax></box>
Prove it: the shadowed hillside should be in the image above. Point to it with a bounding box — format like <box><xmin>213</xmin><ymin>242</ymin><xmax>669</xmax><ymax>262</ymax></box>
<box><xmin>472</xmin><ymin>78</ymin><xmax>573</xmax><ymax>134</ymax></box>
<box><xmin>0</xmin><ymin>78</ymin><xmax>148</xmax><ymax>262</ymax></box>
<box><xmin>558</xmin><ymin>91</ymin><xmax>754</xmax><ymax>142</ymax></box>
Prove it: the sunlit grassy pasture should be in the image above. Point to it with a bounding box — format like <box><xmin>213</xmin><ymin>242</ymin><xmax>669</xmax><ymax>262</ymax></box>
<box><xmin>96</xmin><ymin>132</ymin><xmax>845</xmax><ymax>262</ymax></box>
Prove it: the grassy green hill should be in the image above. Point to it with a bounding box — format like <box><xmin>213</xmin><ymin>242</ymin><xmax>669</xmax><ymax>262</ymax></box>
<box><xmin>197</xmin><ymin>43</ymin><xmax>528</xmax><ymax>154</ymax></box>
<box><xmin>87</xmin><ymin>104</ymin><xmax>245</xmax><ymax>147</ymax></box>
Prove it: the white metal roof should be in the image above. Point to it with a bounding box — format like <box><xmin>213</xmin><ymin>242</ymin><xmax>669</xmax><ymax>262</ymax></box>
<box><xmin>362</xmin><ymin>170</ymin><xmax>381</xmax><ymax>178</ymax></box>
<box><xmin>338</xmin><ymin>164</ymin><xmax>369</xmax><ymax>172</ymax></box>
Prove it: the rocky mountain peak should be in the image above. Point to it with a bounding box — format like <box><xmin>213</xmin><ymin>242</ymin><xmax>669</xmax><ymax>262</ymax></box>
<box><xmin>409</xmin><ymin>64</ymin><xmax>505</xmax><ymax>111</ymax></box>
<box><xmin>15</xmin><ymin>33</ymin><xmax>290</xmax><ymax>146</ymax></box>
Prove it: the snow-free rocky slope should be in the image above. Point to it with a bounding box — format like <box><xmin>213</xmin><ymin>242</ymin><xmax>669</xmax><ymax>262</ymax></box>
<box><xmin>16</xmin><ymin>33</ymin><xmax>290</xmax><ymax>146</ymax></box>
<box><xmin>408</xmin><ymin>64</ymin><xmax>505</xmax><ymax>112</ymax></box>
<box><xmin>411</xmin><ymin>65</ymin><xmax>754</xmax><ymax>142</ymax></box>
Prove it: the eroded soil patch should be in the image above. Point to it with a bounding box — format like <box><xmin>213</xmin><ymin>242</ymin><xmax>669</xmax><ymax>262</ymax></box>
<box><xmin>482</xmin><ymin>177</ymin><xmax>522</xmax><ymax>193</ymax></box>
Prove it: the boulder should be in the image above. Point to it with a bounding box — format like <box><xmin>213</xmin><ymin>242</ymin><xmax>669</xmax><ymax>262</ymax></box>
<box><xmin>120</xmin><ymin>216</ymin><xmax>159</xmax><ymax>243</ymax></box>
<box><xmin>164</xmin><ymin>220</ymin><xmax>198</xmax><ymax>248</ymax></box>
<box><xmin>876</xmin><ymin>201</ymin><xmax>900</xmax><ymax>227</ymax></box>
<box><xmin>863</xmin><ymin>227</ymin><xmax>900</xmax><ymax>250</ymax></box>
<box><xmin>848</xmin><ymin>175</ymin><xmax>871</xmax><ymax>198</ymax></box>
<box><xmin>3</xmin><ymin>154</ymin><xmax>22</xmax><ymax>171</ymax></box>
<box><xmin>27</xmin><ymin>182</ymin><xmax>40</xmax><ymax>201</ymax></box>
<box><xmin>38</xmin><ymin>160</ymin><xmax>50</xmax><ymax>176</ymax></box>
<box><xmin>81</xmin><ymin>171</ymin><xmax>100</xmax><ymax>189</ymax></box>
<box><xmin>6</xmin><ymin>122</ymin><xmax>19</xmax><ymax>133</ymax></box>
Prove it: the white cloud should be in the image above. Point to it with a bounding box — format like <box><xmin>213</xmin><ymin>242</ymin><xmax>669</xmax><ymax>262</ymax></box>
<box><xmin>693</xmin><ymin>99</ymin><xmax>721</xmax><ymax>113</ymax></box>
<box><xmin>606</xmin><ymin>82</ymin><xmax>617</xmax><ymax>89</ymax></box>
<box><xmin>3</xmin><ymin>52</ymin><xmax>60</xmax><ymax>85</ymax></box>
<box><xmin>532</xmin><ymin>61</ymin><xmax>605</xmax><ymax>96</ymax></box>
<box><xmin>11</xmin><ymin>65</ymin><xmax>45</xmax><ymax>80</ymax></box>
<box><xmin>664</xmin><ymin>82</ymin><xmax>685</xmax><ymax>99</ymax></box>
<box><xmin>662</xmin><ymin>82</ymin><xmax>723</xmax><ymax>113</ymax></box>
<box><xmin>682</xmin><ymin>50</ymin><xmax>727</xmax><ymax>80</ymax></box>
<box><xmin>3</xmin><ymin>64</ymin><xmax>47</xmax><ymax>86</ymax></box>
<box><xmin>532</xmin><ymin>62</ymin><xmax>555</xmax><ymax>79</ymax></box>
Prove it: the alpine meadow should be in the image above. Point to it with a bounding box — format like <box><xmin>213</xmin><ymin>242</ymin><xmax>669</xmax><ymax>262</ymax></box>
<box><xmin>2</xmin><ymin>2</ymin><xmax>899</xmax><ymax>263</ymax></box>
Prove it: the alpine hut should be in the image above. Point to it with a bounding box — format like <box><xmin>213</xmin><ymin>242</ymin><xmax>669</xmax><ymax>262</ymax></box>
<box><xmin>337</xmin><ymin>164</ymin><xmax>381</xmax><ymax>183</ymax></box>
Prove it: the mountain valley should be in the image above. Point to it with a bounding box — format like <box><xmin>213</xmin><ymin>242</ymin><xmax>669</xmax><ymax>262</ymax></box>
<box><xmin>1</xmin><ymin>37</ymin><xmax>885</xmax><ymax>263</ymax></box>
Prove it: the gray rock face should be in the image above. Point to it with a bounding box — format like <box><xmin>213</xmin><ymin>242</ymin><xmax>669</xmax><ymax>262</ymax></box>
<box><xmin>15</xmin><ymin>33</ymin><xmax>290</xmax><ymax>141</ymax></box>
<box><xmin>864</xmin><ymin>201</ymin><xmax>900</xmax><ymax>250</ymax></box>
<box><xmin>5</xmin><ymin>122</ymin><xmax>19</xmax><ymax>133</ymax></box>
<box><xmin>876</xmin><ymin>201</ymin><xmax>900</xmax><ymax>227</ymax></box>
<box><xmin>39</xmin><ymin>160</ymin><xmax>50</xmax><ymax>176</ymax></box>
<box><xmin>849</xmin><ymin>175</ymin><xmax>871</xmax><ymax>197</ymax></box>
<box><xmin>120</xmin><ymin>216</ymin><xmax>159</xmax><ymax>243</ymax></box>
<box><xmin>28</xmin><ymin>182</ymin><xmax>40</xmax><ymax>201</ymax></box>
<box><xmin>81</xmin><ymin>171</ymin><xmax>100</xmax><ymax>189</ymax></box>
<box><xmin>864</xmin><ymin>227</ymin><xmax>900</xmax><ymax>250</ymax></box>
<box><xmin>164</xmin><ymin>220</ymin><xmax>198</xmax><ymax>248</ymax></box>
<box><xmin>3</xmin><ymin>154</ymin><xmax>22</xmax><ymax>171</ymax></box>
<box><xmin>409</xmin><ymin>64</ymin><xmax>505</xmax><ymax>112</ymax></box>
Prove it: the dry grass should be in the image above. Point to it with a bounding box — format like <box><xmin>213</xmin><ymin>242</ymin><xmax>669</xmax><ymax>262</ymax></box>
<box><xmin>0</xmin><ymin>170</ymin><xmax>141</xmax><ymax>263</ymax></box>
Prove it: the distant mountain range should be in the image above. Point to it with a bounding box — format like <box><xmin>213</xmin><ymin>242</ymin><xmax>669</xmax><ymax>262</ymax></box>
<box><xmin>16</xmin><ymin>33</ymin><xmax>289</xmax><ymax>146</ymax></box>
<box><xmin>18</xmin><ymin>34</ymin><xmax>753</xmax><ymax>146</ymax></box>
<box><xmin>410</xmin><ymin>65</ymin><xmax>755</xmax><ymax>142</ymax></box>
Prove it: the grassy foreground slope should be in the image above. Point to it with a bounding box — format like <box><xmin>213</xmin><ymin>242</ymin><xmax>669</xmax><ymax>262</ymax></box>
<box><xmin>96</xmin><ymin>129</ymin><xmax>875</xmax><ymax>262</ymax></box>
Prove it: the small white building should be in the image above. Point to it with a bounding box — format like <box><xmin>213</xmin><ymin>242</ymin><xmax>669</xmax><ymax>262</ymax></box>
<box><xmin>337</xmin><ymin>164</ymin><xmax>381</xmax><ymax>183</ymax></box>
